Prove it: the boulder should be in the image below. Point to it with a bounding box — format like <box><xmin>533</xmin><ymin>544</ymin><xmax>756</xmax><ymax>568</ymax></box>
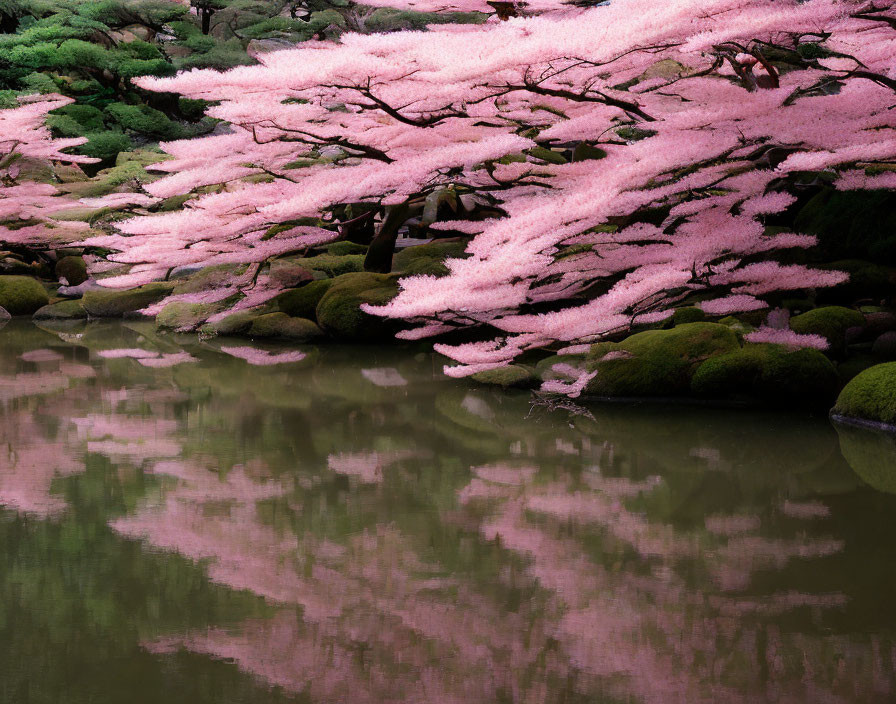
<box><xmin>204</xmin><ymin>310</ymin><xmax>262</xmax><ymax>336</ymax></box>
<box><xmin>32</xmin><ymin>299</ymin><xmax>87</xmax><ymax>320</ymax></box>
<box><xmin>585</xmin><ymin>322</ymin><xmax>740</xmax><ymax>396</ymax></box>
<box><xmin>156</xmin><ymin>301</ymin><xmax>217</xmax><ymax>331</ymax></box>
<box><xmin>392</xmin><ymin>239</ymin><xmax>469</xmax><ymax>277</ymax></box>
<box><xmin>691</xmin><ymin>342</ymin><xmax>839</xmax><ymax>406</ymax></box>
<box><xmin>872</xmin><ymin>331</ymin><xmax>896</xmax><ymax>360</ymax></box>
<box><xmin>248</xmin><ymin>313</ymin><xmax>324</xmax><ymax>341</ymax></box>
<box><xmin>54</xmin><ymin>255</ymin><xmax>88</xmax><ymax>286</ymax></box>
<box><xmin>0</xmin><ymin>276</ymin><xmax>50</xmax><ymax>316</ymax></box>
<box><xmin>669</xmin><ymin>306</ymin><xmax>705</xmax><ymax>327</ymax></box>
<box><xmin>272</xmin><ymin>279</ymin><xmax>334</xmax><ymax>321</ymax></box>
<box><xmin>81</xmin><ymin>282</ymin><xmax>173</xmax><ymax>317</ymax></box>
<box><xmin>790</xmin><ymin>306</ymin><xmax>865</xmax><ymax>353</ymax></box>
<box><xmin>833</xmin><ymin>362</ymin><xmax>896</xmax><ymax>427</ymax></box>
<box><xmin>316</xmin><ymin>272</ymin><xmax>400</xmax><ymax>340</ymax></box>
<box><xmin>300</xmin><ymin>253</ymin><xmax>365</xmax><ymax>278</ymax></box>
<box><xmin>471</xmin><ymin>365</ymin><xmax>537</xmax><ymax>389</ymax></box>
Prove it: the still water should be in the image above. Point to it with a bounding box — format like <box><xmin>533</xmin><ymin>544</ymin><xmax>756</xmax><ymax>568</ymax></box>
<box><xmin>1</xmin><ymin>319</ymin><xmax>895</xmax><ymax>704</ymax></box>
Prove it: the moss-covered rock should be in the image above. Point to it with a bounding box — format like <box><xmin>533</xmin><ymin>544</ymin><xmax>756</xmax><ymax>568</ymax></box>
<box><xmin>54</xmin><ymin>255</ymin><xmax>88</xmax><ymax>286</ymax></box>
<box><xmin>471</xmin><ymin>365</ymin><xmax>537</xmax><ymax>389</ymax></box>
<box><xmin>835</xmin><ymin>424</ymin><xmax>896</xmax><ymax>494</ymax></box>
<box><xmin>392</xmin><ymin>240</ymin><xmax>469</xmax><ymax>277</ymax></box>
<box><xmin>156</xmin><ymin>301</ymin><xmax>218</xmax><ymax>331</ymax></box>
<box><xmin>316</xmin><ymin>272</ymin><xmax>400</xmax><ymax>340</ymax></box>
<box><xmin>300</xmin><ymin>253</ymin><xmax>365</xmax><ymax>277</ymax></box>
<box><xmin>790</xmin><ymin>306</ymin><xmax>866</xmax><ymax>353</ymax></box>
<box><xmin>833</xmin><ymin>362</ymin><xmax>896</xmax><ymax>427</ymax></box>
<box><xmin>32</xmin><ymin>299</ymin><xmax>87</xmax><ymax>320</ymax></box>
<box><xmin>691</xmin><ymin>342</ymin><xmax>839</xmax><ymax>406</ymax></box>
<box><xmin>585</xmin><ymin>323</ymin><xmax>740</xmax><ymax>396</ymax></box>
<box><xmin>671</xmin><ymin>306</ymin><xmax>706</xmax><ymax>326</ymax></box>
<box><xmin>535</xmin><ymin>353</ymin><xmax>588</xmax><ymax>383</ymax></box>
<box><xmin>204</xmin><ymin>309</ymin><xmax>261</xmax><ymax>336</ymax></box>
<box><xmin>81</xmin><ymin>282</ymin><xmax>173</xmax><ymax>317</ymax></box>
<box><xmin>248</xmin><ymin>313</ymin><xmax>324</xmax><ymax>341</ymax></box>
<box><xmin>326</xmin><ymin>241</ymin><xmax>369</xmax><ymax>256</ymax></box>
<box><xmin>0</xmin><ymin>276</ymin><xmax>50</xmax><ymax>316</ymax></box>
<box><xmin>272</xmin><ymin>279</ymin><xmax>334</xmax><ymax>321</ymax></box>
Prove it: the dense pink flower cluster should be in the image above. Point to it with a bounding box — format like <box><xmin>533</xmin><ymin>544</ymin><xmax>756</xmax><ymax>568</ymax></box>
<box><xmin>105</xmin><ymin>0</ymin><xmax>895</xmax><ymax>375</ymax></box>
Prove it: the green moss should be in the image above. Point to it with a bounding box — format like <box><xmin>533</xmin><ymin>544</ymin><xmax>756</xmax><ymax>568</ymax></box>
<box><xmin>156</xmin><ymin>301</ymin><xmax>217</xmax><ymax>331</ymax></box>
<box><xmin>315</xmin><ymin>272</ymin><xmax>400</xmax><ymax>340</ymax></box>
<box><xmin>692</xmin><ymin>343</ymin><xmax>839</xmax><ymax>406</ymax></box>
<box><xmin>790</xmin><ymin>306</ymin><xmax>865</xmax><ymax>352</ymax></box>
<box><xmin>671</xmin><ymin>306</ymin><xmax>706</xmax><ymax>326</ymax></box>
<box><xmin>205</xmin><ymin>310</ymin><xmax>262</xmax><ymax>336</ymax></box>
<box><xmin>834</xmin><ymin>362</ymin><xmax>896</xmax><ymax>426</ymax></box>
<box><xmin>835</xmin><ymin>424</ymin><xmax>896</xmax><ymax>494</ymax></box>
<box><xmin>271</xmin><ymin>280</ymin><xmax>333</xmax><ymax>321</ymax></box>
<box><xmin>54</xmin><ymin>255</ymin><xmax>87</xmax><ymax>285</ymax></box>
<box><xmin>300</xmin><ymin>253</ymin><xmax>365</xmax><ymax>277</ymax></box>
<box><xmin>471</xmin><ymin>365</ymin><xmax>537</xmax><ymax>389</ymax></box>
<box><xmin>585</xmin><ymin>323</ymin><xmax>740</xmax><ymax>396</ymax></box>
<box><xmin>81</xmin><ymin>282</ymin><xmax>173</xmax><ymax>317</ymax></box>
<box><xmin>172</xmin><ymin>264</ymin><xmax>245</xmax><ymax>295</ymax></box>
<box><xmin>0</xmin><ymin>276</ymin><xmax>50</xmax><ymax>316</ymax></box>
<box><xmin>326</xmin><ymin>241</ymin><xmax>368</xmax><ymax>256</ymax></box>
<box><xmin>392</xmin><ymin>240</ymin><xmax>469</xmax><ymax>277</ymax></box>
<box><xmin>248</xmin><ymin>313</ymin><xmax>324</xmax><ymax>342</ymax></box>
<box><xmin>32</xmin><ymin>299</ymin><xmax>86</xmax><ymax>320</ymax></box>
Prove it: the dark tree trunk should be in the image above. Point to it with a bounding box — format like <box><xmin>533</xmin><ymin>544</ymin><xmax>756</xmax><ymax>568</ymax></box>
<box><xmin>339</xmin><ymin>210</ymin><xmax>376</xmax><ymax>245</ymax></box>
<box><xmin>364</xmin><ymin>204</ymin><xmax>410</xmax><ymax>274</ymax></box>
<box><xmin>201</xmin><ymin>8</ymin><xmax>212</xmax><ymax>35</ymax></box>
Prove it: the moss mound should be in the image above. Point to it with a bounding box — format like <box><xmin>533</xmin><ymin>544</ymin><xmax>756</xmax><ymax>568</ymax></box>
<box><xmin>81</xmin><ymin>282</ymin><xmax>173</xmax><ymax>317</ymax></box>
<box><xmin>585</xmin><ymin>323</ymin><xmax>740</xmax><ymax>396</ymax></box>
<box><xmin>156</xmin><ymin>301</ymin><xmax>217</xmax><ymax>331</ymax></box>
<box><xmin>833</xmin><ymin>362</ymin><xmax>896</xmax><ymax>427</ymax></box>
<box><xmin>392</xmin><ymin>240</ymin><xmax>469</xmax><ymax>277</ymax></box>
<box><xmin>205</xmin><ymin>310</ymin><xmax>261</xmax><ymax>336</ymax></box>
<box><xmin>790</xmin><ymin>306</ymin><xmax>865</xmax><ymax>351</ymax></box>
<box><xmin>670</xmin><ymin>306</ymin><xmax>706</xmax><ymax>326</ymax></box>
<box><xmin>32</xmin><ymin>299</ymin><xmax>87</xmax><ymax>320</ymax></box>
<box><xmin>316</xmin><ymin>272</ymin><xmax>400</xmax><ymax>340</ymax></box>
<box><xmin>54</xmin><ymin>255</ymin><xmax>88</xmax><ymax>286</ymax></box>
<box><xmin>0</xmin><ymin>276</ymin><xmax>50</xmax><ymax>316</ymax></box>
<box><xmin>692</xmin><ymin>343</ymin><xmax>839</xmax><ymax>406</ymax></box>
<box><xmin>471</xmin><ymin>365</ymin><xmax>537</xmax><ymax>389</ymax></box>
<box><xmin>273</xmin><ymin>279</ymin><xmax>334</xmax><ymax>321</ymax></box>
<box><xmin>326</xmin><ymin>241</ymin><xmax>368</xmax><ymax>256</ymax></box>
<box><xmin>300</xmin><ymin>253</ymin><xmax>365</xmax><ymax>278</ymax></box>
<box><xmin>248</xmin><ymin>313</ymin><xmax>324</xmax><ymax>341</ymax></box>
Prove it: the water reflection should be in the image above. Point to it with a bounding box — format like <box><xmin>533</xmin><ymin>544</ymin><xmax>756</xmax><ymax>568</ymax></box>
<box><xmin>1</xmin><ymin>319</ymin><xmax>895</xmax><ymax>703</ymax></box>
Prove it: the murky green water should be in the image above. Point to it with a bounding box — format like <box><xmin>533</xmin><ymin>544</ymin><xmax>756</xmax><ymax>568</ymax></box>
<box><xmin>2</xmin><ymin>319</ymin><xmax>896</xmax><ymax>704</ymax></box>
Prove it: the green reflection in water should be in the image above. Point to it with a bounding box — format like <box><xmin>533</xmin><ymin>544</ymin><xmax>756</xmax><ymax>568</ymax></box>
<box><xmin>1</xmin><ymin>319</ymin><xmax>895</xmax><ymax>704</ymax></box>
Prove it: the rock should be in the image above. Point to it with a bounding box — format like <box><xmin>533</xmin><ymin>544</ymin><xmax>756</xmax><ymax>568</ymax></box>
<box><xmin>248</xmin><ymin>313</ymin><xmax>324</xmax><ymax>341</ymax></box>
<box><xmin>0</xmin><ymin>276</ymin><xmax>50</xmax><ymax>316</ymax></box>
<box><xmin>54</xmin><ymin>255</ymin><xmax>88</xmax><ymax>286</ymax></box>
<box><xmin>326</xmin><ymin>241</ymin><xmax>369</xmax><ymax>256</ymax></box>
<box><xmin>392</xmin><ymin>239</ymin><xmax>469</xmax><ymax>277</ymax></box>
<box><xmin>316</xmin><ymin>272</ymin><xmax>400</xmax><ymax>340</ymax></box>
<box><xmin>790</xmin><ymin>306</ymin><xmax>865</xmax><ymax>354</ymax></box>
<box><xmin>872</xmin><ymin>331</ymin><xmax>896</xmax><ymax>360</ymax></box>
<box><xmin>156</xmin><ymin>301</ymin><xmax>217</xmax><ymax>331</ymax></box>
<box><xmin>471</xmin><ymin>365</ymin><xmax>537</xmax><ymax>389</ymax></box>
<box><xmin>205</xmin><ymin>310</ymin><xmax>262</xmax><ymax>336</ymax></box>
<box><xmin>833</xmin><ymin>362</ymin><xmax>896</xmax><ymax>427</ymax></box>
<box><xmin>691</xmin><ymin>342</ymin><xmax>839</xmax><ymax>406</ymax></box>
<box><xmin>32</xmin><ymin>299</ymin><xmax>87</xmax><ymax>320</ymax></box>
<box><xmin>268</xmin><ymin>260</ymin><xmax>314</xmax><ymax>288</ymax></box>
<box><xmin>670</xmin><ymin>306</ymin><xmax>706</xmax><ymax>326</ymax></box>
<box><xmin>0</xmin><ymin>306</ymin><xmax>9</xmax><ymax>322</ymax></box>
<box><xmin>300</xmin><ymin>253</ymin><xmax>366</xmax><ymax>278</ymax></box>
<box><xmin>273</xmin><ymin>280</ymin><xmax>334</xmax><ymax>321</ymax></box>
<box><xmin>81</xmin><ymin>282</ymin><xmax>173</xmax><ymax>317</ymax></box>
<box><xmin>585</xmin><ymin>322</ymin><xmax>740</xmax><ymax>396</ymax></box>
<box><xmin>864</xmin><ymin>311</ymin><xmax>896</xmax><ymax>338</ymax></box>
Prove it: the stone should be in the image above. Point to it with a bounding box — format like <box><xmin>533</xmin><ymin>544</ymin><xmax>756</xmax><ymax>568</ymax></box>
<box><xmin>0</xmin><ymin>276</ymin><xmax>50</xmax><ymax>316</ymax></box>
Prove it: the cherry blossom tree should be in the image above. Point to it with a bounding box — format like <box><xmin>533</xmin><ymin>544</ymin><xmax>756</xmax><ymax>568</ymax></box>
<box><xmin>98</xmin><ymin>0</ymin><xmax>896</xmax><ymax>376</ymax></box>
<box><xmin>0</xmin><ymin>95</ymin><xmax>97</xmax><ymax>251</ymax></box>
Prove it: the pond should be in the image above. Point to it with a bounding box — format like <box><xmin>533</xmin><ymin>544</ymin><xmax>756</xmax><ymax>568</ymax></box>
<box><xmin>1</xmin><ymin>319</ymin><xmax>895</xmax><ymax>704</ymax></box>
